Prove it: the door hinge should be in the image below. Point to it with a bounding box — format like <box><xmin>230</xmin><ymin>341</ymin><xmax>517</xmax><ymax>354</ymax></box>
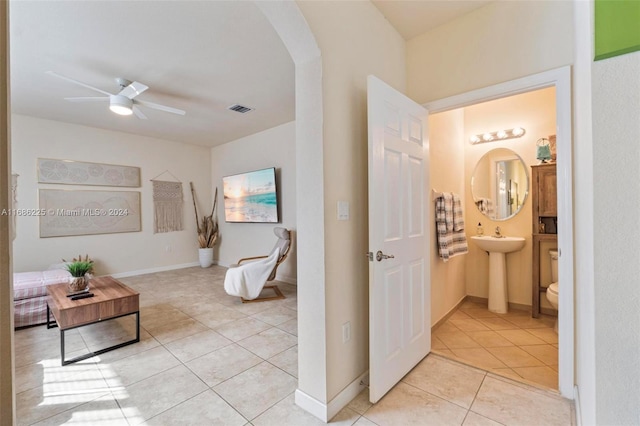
<box><xmin>366</xmin><ymin>252</ymin><xmax>373</xmax><ymax>262</ymax></box>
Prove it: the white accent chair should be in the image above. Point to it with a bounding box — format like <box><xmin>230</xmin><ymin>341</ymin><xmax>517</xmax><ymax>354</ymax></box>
<box><xmin>224</xmin><ymin>227</ymin><xmax>291</xmax><ymax>303</ymax></box>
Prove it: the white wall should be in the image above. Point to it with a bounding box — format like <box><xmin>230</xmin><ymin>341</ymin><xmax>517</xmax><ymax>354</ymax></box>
<box><xmin>429</xmin><ymin>109</ymin><xmax>467</xmax><ymax>323</ymax></box>
<box><xmin>210</xmin><ymin>121</ymin><xmax>296</xmax><ymax>283</ymax></box>
<box><xmin>592</xmin><ymin>51</ymin><xmax>640</xmax><ymax>425</ymax></box>
<box><xmin>297</xmin><ymin>0</ymin><xmax>406</xmax><ymax>403</ymax></box>
<box><xmin>572</xmin><ymin>0</ymin><xmax>596</xmax><ymax>421</ymax></box>
<box><xmin>407</xmin><ymin>0</ymin><xmax>573</xmax><ymax>104</ymax></box>
<box><xmin>463</xmin><ymin>88</ymin><xmax>556</xmax><ymax>306</ymax></box>
<box><xmin>11</xmin><ymin>114</ymin><xmax>211</xmax><ymax>275</ymax></box>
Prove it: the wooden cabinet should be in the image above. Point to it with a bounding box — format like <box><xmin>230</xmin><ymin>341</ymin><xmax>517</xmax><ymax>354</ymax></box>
<box><xmin>532</xmin><ymin>163</ymin><xmax>557</xmax><ymax>233</ymax></box>
<box><xmin>531</xmin><ymin>163</ymin><xmax>557</xmax><ymax>318</ymax></box>
<box><xmin>536</xmin><ymin>166</ymin><xmax>557</xmax><ymax>217</ymax></box>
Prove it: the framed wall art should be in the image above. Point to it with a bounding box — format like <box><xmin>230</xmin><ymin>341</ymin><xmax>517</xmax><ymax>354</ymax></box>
<box><xmin>222</xmin><ymin>167</ymin><xmax>279</xmax><ymax>223</ymax></box>
<box><xmin>595</xmin><ymin>0</ymin><xmax>640</xmax><ymax>60</ymax></box>
<box><xmin>37</xmin><ymin>158</ymin><xmax>141</xmax><ymax>187</ymax></box>
<box><xmin>39</xmin><ymin>189</ymin><xmax>141</xmax><ymax>237</ymax></box>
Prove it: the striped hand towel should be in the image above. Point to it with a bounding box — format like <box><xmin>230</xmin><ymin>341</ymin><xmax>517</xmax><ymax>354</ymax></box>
<box><xmin>436</xmin><ymin>193</ymin><xmax>468</xmax><ymax>262</ymax></box>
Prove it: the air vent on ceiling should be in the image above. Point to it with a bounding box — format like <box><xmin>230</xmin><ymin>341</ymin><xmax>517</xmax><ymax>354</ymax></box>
<box><xmin>227</xmin><ymin>104</ymin><xmax>254</xmax><ymax>114</ymax></box>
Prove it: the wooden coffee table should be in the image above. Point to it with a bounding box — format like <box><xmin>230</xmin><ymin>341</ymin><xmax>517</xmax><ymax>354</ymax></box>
<box><xmin>46</xmin><ymin>275</ymin><xmax>140</xmax><ymax>365</ymax></box>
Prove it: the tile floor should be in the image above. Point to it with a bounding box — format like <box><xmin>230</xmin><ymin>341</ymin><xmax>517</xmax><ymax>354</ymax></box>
<box><xmin>14</xmin><ymin>266</ymin><xmax>573</xmax><ymax>425</ymax></box>
<box><xmin>432</xmin><ymin>299</ymin><xmax>560</xmax><ymax>390</ymax></box>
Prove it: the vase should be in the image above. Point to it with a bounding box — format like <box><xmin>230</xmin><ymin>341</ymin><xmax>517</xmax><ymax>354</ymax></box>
<box><xmin>198</xmin><ymin>248</ymin><xmax>214</xmax><ymax>268</ymax></box>
<box><xmin>68</xmin><ymin>276</ymin><xmax>88</xmax><ymax>293</ymax></box>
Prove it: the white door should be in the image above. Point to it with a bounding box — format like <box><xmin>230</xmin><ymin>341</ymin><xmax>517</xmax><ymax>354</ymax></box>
<box><xmin>367</xmin><ymin>75</ymin><xmax>430</xmax><ymax>403</ymax></box>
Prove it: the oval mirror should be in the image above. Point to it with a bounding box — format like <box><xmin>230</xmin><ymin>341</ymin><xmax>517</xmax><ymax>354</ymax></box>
<box><xmin>471</xmin><ymin>148</ymin><xmax>529</xmax><ymax>221</ymax></box>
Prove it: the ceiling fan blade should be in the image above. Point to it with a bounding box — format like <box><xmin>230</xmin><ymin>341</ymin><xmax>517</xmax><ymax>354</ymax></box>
<box><xmin>64</xmin><ymin>97</ymin><xmax>109</xmax><ymax>102</ymax></box>
<box><xmin>46</xmin><ymin>71</ymin><xmax>113</xmax><ymax>96</ymax></box>
<box><xmin>118</xmin><ymin>81</ymin><xmax>149</xmax><ymax>99</ymax></box>
<box><xmin>135</xmin><ymin>100</ymin><xmax>186</xmax><ymax>116</ymax></box>
<box><xmin>132</xmin><ymin>105</ymin><xmax>148</xmax><ymax>120</ymax></box>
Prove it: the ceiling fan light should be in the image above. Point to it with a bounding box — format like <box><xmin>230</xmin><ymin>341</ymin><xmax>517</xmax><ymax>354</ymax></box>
<box><xmin>109</xmin><ymin>95</ymin><xmax>133</xmax><ymax>116</ymax></box>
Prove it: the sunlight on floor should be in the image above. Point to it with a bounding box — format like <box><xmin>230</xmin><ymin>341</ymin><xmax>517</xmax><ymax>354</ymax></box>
<box><xmin>37</xmin><ymin>354</ymin><xmax>144</xmax><ymax>424</ymax></box>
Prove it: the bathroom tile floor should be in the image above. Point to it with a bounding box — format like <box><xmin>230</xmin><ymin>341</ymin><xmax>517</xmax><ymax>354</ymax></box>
<box><xmin>13</xmin><ymin>267</ymin><xmax>572</xmax><ymax>425</ymax></box>
<box><xmin>432</xmin><ymin>299</ymin><xmax>560</xmax><ymax>390</ymax></box>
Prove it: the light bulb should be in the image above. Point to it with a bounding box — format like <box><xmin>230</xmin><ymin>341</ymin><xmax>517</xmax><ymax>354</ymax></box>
<box><xmin>109</xmin><ymin>95</ymin><xmax>133</xmax><ymax>116</ymax></box>
<box><xmin>109</xmin><ymin>105</ymin><xmax>133</xmax><ymax>115</ymax></box>
<box><xmin>470</xmin><ymin>135</ymin><xmax>481</xmax><ymax>144</ymax></box>
<box><xmin>497</xmin><ymin>130</ymin><xmax>507</xmax><ymax>139</ymax></box>
<box><xmin>512</xmin><ymin>127</ymin><xmax>524</xmax><ymax>136</ymax></box>
<box><xmin>483</xmin><ymin>133</ymin><xmax>493</xmax><ymax>141</ymax></box>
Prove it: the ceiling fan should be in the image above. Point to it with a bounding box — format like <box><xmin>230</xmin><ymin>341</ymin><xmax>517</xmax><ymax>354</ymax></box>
<box><xmin>46</xmin><ymin>71</ymin><xmax>186</xmax><ymax>119</ymax></box>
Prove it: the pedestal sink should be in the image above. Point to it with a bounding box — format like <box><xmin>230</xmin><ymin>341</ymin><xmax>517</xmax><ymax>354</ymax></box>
<box><xmin>471</xmin><ymin>236</ymin><xmax>526</xmax><ymax>313</ymax></box>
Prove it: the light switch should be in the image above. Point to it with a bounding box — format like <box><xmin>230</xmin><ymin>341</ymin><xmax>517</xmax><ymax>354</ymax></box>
<box><xmin>337</xmin><ymin>201</ymin><xmax>350</xmax><ymax>220</ymax></box>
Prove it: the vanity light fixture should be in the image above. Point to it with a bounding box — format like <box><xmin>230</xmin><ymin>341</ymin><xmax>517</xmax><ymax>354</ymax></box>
<box><xmin>469</xmin><ymin>127</ymin><xmax>526</xmax><ymax>144</ymax></box>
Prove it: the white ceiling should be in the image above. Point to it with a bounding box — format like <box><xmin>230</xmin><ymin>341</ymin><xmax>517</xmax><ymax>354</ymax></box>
<box><xmin>371</xmin><ymin>0</ymin><xmax>492</xmax><ymax>40</ymax></box>
<box><xmin>9</xmin><ymin>1</ymin><xmax>295</xmax><ymax>147</ymax></box>
<box><xmin>9</xmin><ymin>1</ymin><xmax>492</xmax><ymax>148</ymax></box>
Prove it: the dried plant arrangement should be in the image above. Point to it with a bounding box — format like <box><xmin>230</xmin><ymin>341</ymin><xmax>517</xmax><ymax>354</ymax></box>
<box><xmin>189</xmin><ymin>183</ymin><xmax>219</xmax><ymax>249</ymax></box>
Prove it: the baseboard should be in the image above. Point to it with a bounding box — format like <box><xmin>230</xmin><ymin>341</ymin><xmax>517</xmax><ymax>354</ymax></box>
<box><xmin>432</xmin><ymin>295</ymin><xmax>467</xmax><ymax>330</ymax></box>
<box><xmin>507</xmin><ymin>301</ymin><xmax>530</xmax><ymax>312</ymax></box>
<box><xmin>465</xmin><ymin>295</ymin><xmax>487</xmax><ymax>305</ymax></box>
<box><xmin>540</xmin><ymin>306</ymin><xmax>558</xmax><ymax>316</ymax></box>
<box><xmin>574</xmin><ymin>385</ymin><xmax>582</xmax><ymax>426</ymax></box>
<box><xmin>295</xmin><ymin>389</ymin><xmax>329</xmax><ymax>422</ymax></box>
<box><xmin>276</xmin><ymin>274</ymin><xmax>297</xmax><ymax>285</ymax></box>
<box><xmin>466</xmin><ymin>295</ymin><xmax>531</xmax><ymax>313</ymax></box>
<box><xmin>327</xmin><ymin>371</ymin><xmax>368</xmax><ymax>420</ymax></box>
<box><xmin>295</xmin><ymin>371</ymin><xmax>368</xmax><ymax>422</ymax></box>
<box><xmin>110</xmin><ymin>262</ymin><xmax>201</xmax><ymax>279</ymax></box>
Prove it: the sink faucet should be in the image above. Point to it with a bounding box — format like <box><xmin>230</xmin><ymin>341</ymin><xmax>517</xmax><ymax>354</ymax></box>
<box><xmin>494</xmin><ymin>226</ymin><xmax>502</xmax><ymax>238</ymax></box>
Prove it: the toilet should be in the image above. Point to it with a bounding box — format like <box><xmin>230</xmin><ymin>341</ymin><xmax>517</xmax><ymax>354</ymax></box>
<box><xmin>546</xmin><ymin>249</ymin><xmax>559</xmax><ymax>332</ymax></box>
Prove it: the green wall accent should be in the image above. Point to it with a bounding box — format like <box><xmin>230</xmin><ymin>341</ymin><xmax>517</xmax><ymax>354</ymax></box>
<box><xmin>595</xmin><ymin>0</ymin><xmax>640</xmax><ymax>61</ymax></box>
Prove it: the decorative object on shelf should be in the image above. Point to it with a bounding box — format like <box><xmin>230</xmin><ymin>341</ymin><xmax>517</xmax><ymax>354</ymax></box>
<box><xmin>536</xmin><ymin>138</ymin><xmax>552</xmax><ymax>163</ymax></box>
<box><xmin>190</xmin><ymin>183</ymin><xmax>219</xmax><ymax>268</ymax></box>
<box><xmin>37</xmin><ymin>158</ymin><xmax>141</xmax><ymax>187</ymax></box>
<box><xmin>39</xmin><ymin>189</ymin><xmax>141</xmax><ymax>237</ymax></box>
<box><xmin>151</xmin><ymin>170</ymin><xmax>184</xmax><ymax>234</ymax></box>
<box><xmin>469</xmin><ymin>127</ymin><xmax>525</xmax><ymax>144</ymax></box>
<box><xmin>539</xmin><ymin>219</ymin><xmax>546</xmax><ymax>234</ymax></box>
<box><xmin>64</xmin><ymin>255</ymin><xmax>94</xmax><ymax>293</ymax></box>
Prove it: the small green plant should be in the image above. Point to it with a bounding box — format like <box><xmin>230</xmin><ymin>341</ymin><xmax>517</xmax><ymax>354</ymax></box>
<box><xmin>65</xmin><ymin>261</ymin><xmax>94</xmax><ymax>278</ymax></box>
<box><xmin>63</xmin><ymin>255</ymin><xmax>94</xmax><ymax>278</ymax></box>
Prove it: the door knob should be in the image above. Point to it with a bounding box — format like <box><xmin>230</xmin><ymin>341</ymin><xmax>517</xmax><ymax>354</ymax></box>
<box><xmin>376</xmin><ymin>250</ymin><xmax>395</xmax><ymax>261</ymax></box>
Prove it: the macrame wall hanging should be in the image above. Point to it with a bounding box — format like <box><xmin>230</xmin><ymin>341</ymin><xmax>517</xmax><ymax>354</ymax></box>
<box><xmin>151</xmin><ymin>171</ymin><xmax>184</xmax><ymax>234</ymax></box>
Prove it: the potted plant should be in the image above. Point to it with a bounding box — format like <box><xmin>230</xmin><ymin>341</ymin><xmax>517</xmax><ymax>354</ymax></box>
<box><xmin>64</xmin><ymin>255</ymin><xmax>94</xmax><ymax>292</ymax></box>
<box><xmin>190</xmin><ymin>184</ymin><xmax>219</xmax><ymax>268</ymax></box>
